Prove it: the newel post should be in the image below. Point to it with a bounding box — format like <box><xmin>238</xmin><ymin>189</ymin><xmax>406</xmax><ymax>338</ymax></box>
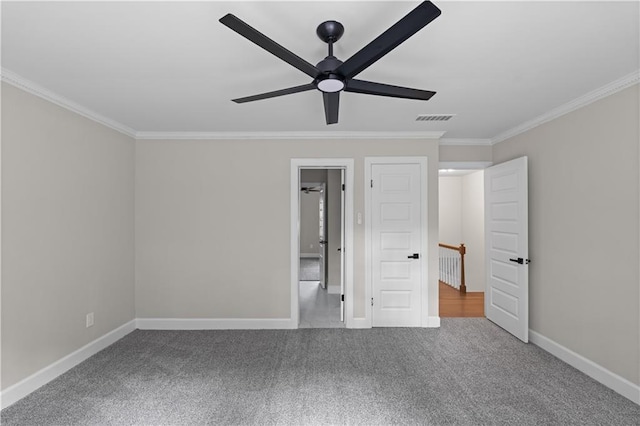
<box><xmin>459</xmin><ymin>244</ymin><xmax>467</xmax><ymax>293</ymax></box>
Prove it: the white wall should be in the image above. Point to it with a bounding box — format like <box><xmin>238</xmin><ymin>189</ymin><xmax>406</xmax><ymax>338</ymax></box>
<box><xmin>438</xmin><ymin>176</ymin><xmax>462</xmax><ymax>245</ymax></box>
<box><xmin>1</xmin><ymin>83</ymin><xmax>135</xmax><ymax>390</ymax></box>
<box><xmin>438</xmin><ymin>173</ymin><xmax>485</xmax><ymax>292</ymax></box>
<box><xmin>492</xmin><ymin>84</ymin><xmax>639</xmax><ymax>386</ymax></box>
<box><xmin>461</xmin><ymin>171</ymin><xmax>485</xmax><ymax>292</ymax></box>
<box><xmin>135</xmin><ymin>138</ymin><xmax>440</xmax><ymax>320</ymax></box>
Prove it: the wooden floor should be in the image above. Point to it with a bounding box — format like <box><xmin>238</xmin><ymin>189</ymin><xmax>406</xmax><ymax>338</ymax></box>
<box><xmin>439</xmin><ymin>281</ymin><xmax>485</xmax><ymax>317</ymax></box>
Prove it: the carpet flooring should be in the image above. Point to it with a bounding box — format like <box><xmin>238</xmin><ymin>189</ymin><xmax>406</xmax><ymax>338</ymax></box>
<box><xmin>2</xmin><ymin>319</ymin><xmax>639</xmax><ymax>425</ymax></box>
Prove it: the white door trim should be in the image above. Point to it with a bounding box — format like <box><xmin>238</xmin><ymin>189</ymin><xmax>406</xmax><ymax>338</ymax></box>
<box><xmin>364</xmin><ymin>157</ymin><xmax>429</xmax><ymax>328</ymax></box>
<box><xmin>291</xmin><ymin>159</ymin><xmax>355</xmax><ymax>328</ymax></box>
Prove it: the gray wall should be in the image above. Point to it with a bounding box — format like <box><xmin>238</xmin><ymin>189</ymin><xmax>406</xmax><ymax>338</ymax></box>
<box><xmin>492</xmin><ymin>84</ymin><xmax>639</xmax><ymax>386</ymax></box>
<box><xmin>299</xmin><ymin>169</ymin><xmax>327</xmax><ymax>256</ymax></box>
<box><xmin>1</xmin><ymin>83</ymin><xmax>135</xmax><ymax>390</ymax></box>
<box><xmin>135</xmin><ymin>139</ymin><xmax>440</xmax><ymax>320</ymax></box>
<box><xmin>326</xmin><ymin>169</ymin><xmax>342</xmax><ymax>292</ymax></box>
<box><xmin>439</xmin><ymin>145</ymin><xmax>492</xmax><ymax>163</ymax></box>
<box><xmin>299</xmin><ymin>188</ymin><xmax>321</xmax><ymax>256</ymax></box>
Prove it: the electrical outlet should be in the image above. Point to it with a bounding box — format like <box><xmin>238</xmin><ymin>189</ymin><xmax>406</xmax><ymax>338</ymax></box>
<box><xmin>86</xmin><ymin>312</ymin><xmax>94</xmax><ymax>328</ymax></box>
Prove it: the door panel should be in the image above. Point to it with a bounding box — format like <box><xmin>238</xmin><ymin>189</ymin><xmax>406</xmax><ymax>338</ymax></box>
<box><xmin>340</xmin><ymin>170</ymin><xmax>345</xmax><ymax>322</ymax></box>
<box><xmin>318</xmin><ymin>184</ymin><xmax>326</xmax><ymax>289</ymax></box>
<box><xmin>372</xmin><ymin>163</ymin><xmax>422</xmax><ymax>327</ymax></box>
<box><xmin>485</xmin><ymin>157</ymin><xmax>529</xmax><ymax>342</ymax></box>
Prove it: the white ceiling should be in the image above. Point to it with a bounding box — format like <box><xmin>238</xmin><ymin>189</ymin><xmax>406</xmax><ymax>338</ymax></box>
<box><xmin>2</xmin><ymin>1</ymin><xmax>639</xmax><ymax>139</ymax></box>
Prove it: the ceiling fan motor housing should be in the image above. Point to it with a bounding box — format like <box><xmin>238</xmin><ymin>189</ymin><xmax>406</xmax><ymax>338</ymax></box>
<box><xmin>316</xmin><ymin>20</ymin><xmax>344</xmax><ymax>43</ymax></box>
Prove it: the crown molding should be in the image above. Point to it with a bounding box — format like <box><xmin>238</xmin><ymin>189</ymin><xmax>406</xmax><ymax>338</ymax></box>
<box><xmin>134</xmin><ymin>131</ymin><xmax>446</xmax><ymax>140</ymax></box>
<box><xmin>439</xmin><ymin>138</ymin><xmax>492</xmax><ymax>146</ymax></box>
<box><xmin>1</xmin><ymin>68</ymin><xmax>137</xmax><ymax>139</ymax></box>
<box><xmin>491</xmin><ymin>69</ymin><xmax>640</xmax><ymax>145</ymax></box>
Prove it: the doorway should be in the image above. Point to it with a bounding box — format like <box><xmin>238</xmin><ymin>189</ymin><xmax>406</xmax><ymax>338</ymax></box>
<box><xmin>437</xmin><ymin>158</ymin><xmax>529</xmax><ymax>343</ymax></box>
<box><xmin>290</xmin><ymin>159</ymin><xmax>354</xmax><ymax>328</ymax></box>
<box><xmin>299</xmin><ymin>175</ymin><xmax>339</xmax><ymax>327</ymax></box>
<box><xmin>438</xmin><ymin>167</ymin><xmax>486</xmax><ymax>317</ymax></box>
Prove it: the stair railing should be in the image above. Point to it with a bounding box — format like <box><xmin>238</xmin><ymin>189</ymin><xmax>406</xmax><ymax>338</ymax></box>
<box><xmin>438</xmin><ymin>243</ymin><xmax>467</xmax><ymax>293</ymax></box>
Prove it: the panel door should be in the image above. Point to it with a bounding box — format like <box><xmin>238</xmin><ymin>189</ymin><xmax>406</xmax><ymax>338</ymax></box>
<box><xmin>318</xmin><ymin>184</ymin><xmax>327</xmax><ymax>289</ymax></box>
<box><xmin>485</xmin><ymin>157</ymin><xmax>529</xmax><ymax>342</ymax></box>
<box><xmin>371</xmin><ymin>163</ymin><xmax>423</xmax><ymax>327</ymax></box>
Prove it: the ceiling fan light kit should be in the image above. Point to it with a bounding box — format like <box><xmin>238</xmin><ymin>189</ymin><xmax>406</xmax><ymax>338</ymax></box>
<box><xmin>219</xmin><ymin>1</ymin><xmax>441</xmax><ymax>125</ymax></box>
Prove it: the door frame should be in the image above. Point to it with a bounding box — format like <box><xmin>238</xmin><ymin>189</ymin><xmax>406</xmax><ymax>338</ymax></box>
<box><xmin>364</xmin><ymin>157</ymin><xmax>430</xmax><ymax>328</ymax></box>
<box><xmin>290</xmin><ymin>159</ymin><xmax>354</xmax><ymax>328</ymax></box>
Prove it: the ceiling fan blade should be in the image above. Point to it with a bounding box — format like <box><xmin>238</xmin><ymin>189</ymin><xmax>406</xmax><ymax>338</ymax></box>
<box><xmin>323</xmin><ymin>92</ymin><xmax>340</xmax><ymax>125</ymax></box>
<box><xmin>220</xmin><ymin>14</ymin><xmax>321</xmax><ymax>79</ymax></box>
<box><xmin>345</xmin><ymin>79</ymin><xmax>436</xmax><ymax>100</ymax></box>
<box><xmin>336</xmin><ymin>1</ymin><xmax>441</xmax><ymax>79</ymax></box>
<box><xmin>232</xmin><ymin>83</ymin><xmax>316</xmax><ymax>103</ymax></box>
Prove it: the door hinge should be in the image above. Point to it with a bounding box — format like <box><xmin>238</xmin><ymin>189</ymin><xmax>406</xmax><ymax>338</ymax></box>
<box><xmin>342</xmin><ymin>183</ymin><xmax>345</xmax><ymax>191</ymax></box>
<box><xmin>370</xmin><ymin>179</ymin><xmax>373</xmax><ymax>188</ymax></box>
<box><xmin>371</xmin><ymin>297</ymin><xmax>374</xmax><ymax>306</ymax></box>
<box><xmin>341</xmin><ymin>294</ymin><xmax>344</xmax><ymax>302</ymax></box>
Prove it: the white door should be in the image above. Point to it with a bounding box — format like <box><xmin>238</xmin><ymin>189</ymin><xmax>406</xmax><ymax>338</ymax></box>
<box><xmin>318</xmin><ymin>184</ymin><xmax>327</xmax><ymax>289</ymax></box>
<box><xmin>371</xmin><ymin>163</ymin><xmax>423</xmax><ymax>326</ymax></box>
<box><xmin>485</xmin><ymin>157</ymin><xmax>529</xmax><ymax>342</ymax></box>
<box><xmin>340</xmin><ymin>169</ymin><xmax>345</xmax><ymax>322</ymax></box>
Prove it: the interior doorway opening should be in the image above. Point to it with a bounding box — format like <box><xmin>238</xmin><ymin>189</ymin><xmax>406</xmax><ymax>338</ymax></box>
<box><xmin>438</xmin><ymin>166</ymin><xmax>486</xmax><ymax>317</ymax></box>
<box><xmin>291</xmin><ymin>159</ymin><xmax>354</xmax><ymax>329</ymax></box>
<box><xmin>299</xmin><ymin>170</ymin><xmax>344</xmax><ymax>328</ymax></box>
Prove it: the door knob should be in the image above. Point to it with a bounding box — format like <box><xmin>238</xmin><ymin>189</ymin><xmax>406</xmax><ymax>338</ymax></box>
<box><xmin>509</xmin><ymin>257</ymin><xmax>530</xmax><ymax>265</ymax></box>
<box><xmin>407</xmin><ymin>253</ymin><xmax>420</xmax><ymax>259</ymax></box>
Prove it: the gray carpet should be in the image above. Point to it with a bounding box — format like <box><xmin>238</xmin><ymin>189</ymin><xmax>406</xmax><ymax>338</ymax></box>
<box><xmin>299</xmin><ymin>258</ymin><xmax>320</xmax><ymax>281</ymax></box>
<box><xmin>2</xmin><ymin>319</ymin><xmax>639</xmax><ymax>425</ymax></box>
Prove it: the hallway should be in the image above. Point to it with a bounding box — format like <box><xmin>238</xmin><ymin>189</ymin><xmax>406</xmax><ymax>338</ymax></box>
<box><xmin>439</xmin><ymin>281</ymin><xmax>484</xmax><ymax>317</ymax></box>
<box><xmin>299</xmin><ymin>281</ymin><xmax>344</xmax><ymax>328</ymax></box>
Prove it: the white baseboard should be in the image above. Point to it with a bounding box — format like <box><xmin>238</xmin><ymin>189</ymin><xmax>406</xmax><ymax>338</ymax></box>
<box><xmin>300</xmin><ymin>253</ymin><xmax>320</xmax><ymax>258</ymax></box>
<box><xmin>136</xmin><ymin>318</ymin><xmax>296</xmax><ymax>330</ymax></box>
<box><xmin>424</xmin><ymin>316</ymin><xmax>441</xmax><ymax>328</ymax></box>
<box><xmin>0</xmin><ymin>319</ymin><xmax>136</xmax><ymax>410</ymax></box>
<box><xmin>529</xmin><ymin>330</ymin><xmax>640</xmax><ymax>405</ymax></box>
<box><xmin>347</xmin><ymin>317</ymin><xmax>371</xmax><ymax>329</ymax></box>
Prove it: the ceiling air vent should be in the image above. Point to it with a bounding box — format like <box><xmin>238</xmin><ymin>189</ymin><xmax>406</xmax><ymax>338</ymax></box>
<box><xmin>415</xmin><ymin>114</ymin><xmax>456</xmax><ymax>122</ymax></box>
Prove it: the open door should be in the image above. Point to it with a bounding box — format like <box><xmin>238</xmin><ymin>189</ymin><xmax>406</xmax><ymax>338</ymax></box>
<box><xmin>484</xmin><ymin>157</ymin><xmax>529</xmax><ymax>342</ymax></box>
<box><xmin>318</xmin><ymin>183</ymin><xmax>327</xmax><ymax>289</ymax></box>
<box><xmin>339</xmin><ymin>169</ymin><xmax>345</xmax><ymax>322</ymax></box>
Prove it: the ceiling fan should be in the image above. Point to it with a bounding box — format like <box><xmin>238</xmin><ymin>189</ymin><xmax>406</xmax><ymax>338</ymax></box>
<box><xmin>219</xmin><ymin>1</ymin><xmax>441</xmax><ymax>125</ymax></box>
